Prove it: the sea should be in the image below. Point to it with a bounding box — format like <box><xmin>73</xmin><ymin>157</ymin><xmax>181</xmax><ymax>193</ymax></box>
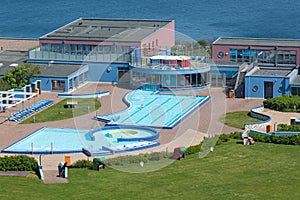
<box><xmin>1</xmin><ymin>0</ymin><xmax>300</xmax><ymax>41</ymax></box>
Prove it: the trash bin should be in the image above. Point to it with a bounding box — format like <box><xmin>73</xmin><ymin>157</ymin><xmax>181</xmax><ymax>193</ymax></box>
<box><xmin>65</xmin><ymin>155</ymin><xmax>71</xmax><ymax>167</ymax></box>
<box><xmin>229</xmin><ymin>90</ymin><xmax>234</xmax><ymax>98</ymax></box>
<box><xmin>266</xmin><ymin>124</ymin><xmax>272</xmax><ymax>133</ymax></box>
<box><xmin>93</xmin><ymin>157</ymin><xmax>106</xmax><ymax>170</ymax></box>
<box><xmin>173</xmin><ymin>146</ymin><xmax>186</xmax><ymax>160</ymax></box>
<box><xmin>35</xmin><ymin>88</ymin><xmax>39</xmax><ymax>97</ymax></box>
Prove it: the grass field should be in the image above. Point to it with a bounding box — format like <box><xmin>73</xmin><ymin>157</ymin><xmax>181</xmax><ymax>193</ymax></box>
<box><xmin>221</xmin><ymin>111</ymin><xmax>263</xmax><ymax>129</ymax></box>
<box><xmin>21</xmin><ymin>98</ymin><xmax>101</xmax><ymax>124</ymax></box>
<box><xmin>0</xmin><ymin>140</ymin><xmax>299</xmax><ymax>200</ymax></box>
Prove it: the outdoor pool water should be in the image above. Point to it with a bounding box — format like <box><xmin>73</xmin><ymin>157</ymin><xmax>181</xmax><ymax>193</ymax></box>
<box><xmin>2</xmin><ymin>126</ymin><xmax>159</xmax><ymax>155</ymax></box>
<box><xmin>97</xmin><ymin>90</ymin><xmax>210</xmax><ymax>128</ymax></box>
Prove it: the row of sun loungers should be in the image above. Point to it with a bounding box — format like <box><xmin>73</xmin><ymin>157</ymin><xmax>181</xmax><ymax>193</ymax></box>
<box><xmin>8</xmin><ymin>100</ymin><xmax>54</xmax><ymax>121</ymax></box>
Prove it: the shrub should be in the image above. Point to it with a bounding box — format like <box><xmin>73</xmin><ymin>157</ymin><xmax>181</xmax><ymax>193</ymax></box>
<box><xmin>70</xmin><ymin>159</ymin><xmax>93</xmax><ymax>169</ymax></box>
<box><xmin>229</xmin><ymin>131</ymin><xmax>243</xmax><ymax>139</ymax></box>
<box><xmin>0</xmin><ymin>155</ymin><xmax>37</xmax><ymax>172</ymax></box>
<box><xmin>277</xmin><ymin>124</ymin><xmax>300</xmax><ymax>132</ymax></box>
<box><xmin>263</xmin><ymin>95</ymin><xmax>300</xmax><ymax>112</ymax></box>
<box><xmin>250</xmin><ymin>133</ymin><xmax>300</xmax><ymax>145</ymax></box>
<box><xmin>185</xmin><ymin>143</ymin><xmax>203</xmax><ymax>156</ymax></box>
<box><xmin>216</xmin><ymin>134</ymin><xmax>230</xmax><ymax>145</ymax></box>
<box><xmin>104</xmin><ymin>152</ymin><xmax>172</xmax><ymax>166</ymax></box>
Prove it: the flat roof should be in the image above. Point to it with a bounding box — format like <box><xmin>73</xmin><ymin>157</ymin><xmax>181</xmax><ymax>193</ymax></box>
<box><xmin>246</xmin><ymin>66</ymin><xmax>296</xmax><ymax>77</ymax></box>
<box><xmin>41</xmin><ymin>18</ymin><xmax>173</xmax><ymax>42</ymax></box>
<box><xmin>35</xmin><ymin>63</ymin><xmax>87</xmax><ymax>78</ymax></box>
<box><xmin>291</xmin><ymin>75</ymin><xmax>300</xmax><ymax>85</ymax></box>
<box><xmin>213</xmin><ymin>37</ymin><xmax>300</xmax><ymax>47</ymax></box>
<box><xmin>0</xmin><ymin>51</ymin><xmax>28</xmax><ymax>75</ymax></box>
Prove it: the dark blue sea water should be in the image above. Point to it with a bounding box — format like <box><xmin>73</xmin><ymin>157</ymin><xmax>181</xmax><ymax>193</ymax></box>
<box><xmin>1</xmin><ymin>0</ymin><xmax>300</xmax><ymax>40</ymax></box>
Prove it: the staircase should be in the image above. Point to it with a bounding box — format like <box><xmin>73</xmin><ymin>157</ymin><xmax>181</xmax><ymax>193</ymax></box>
<box><xmin>233</xmin><ymin>63</ymin><xmax>249</xmax><ymax>98</ymax></box>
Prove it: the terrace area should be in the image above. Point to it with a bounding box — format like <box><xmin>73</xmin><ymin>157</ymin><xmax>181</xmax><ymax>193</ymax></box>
<box><xmin>28</xmin><ymin>47</ymin><xmax>132</xmax><ymax>63</ymax></box>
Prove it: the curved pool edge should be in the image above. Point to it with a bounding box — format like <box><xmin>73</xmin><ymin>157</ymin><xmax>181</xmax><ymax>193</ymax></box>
<box><xmin>1</xmin><ymin>126</ymin><xmax>161</xmax><ymax>157</ymax></box>
<box><xmin>95</xmin><ymin>89</ymin><xmax>211</xmax><ymax>129</ymax></box>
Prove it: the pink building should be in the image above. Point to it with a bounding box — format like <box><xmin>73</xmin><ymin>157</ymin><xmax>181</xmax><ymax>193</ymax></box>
<box><xmin>36</xmin><ymin>18</ymin><xmax>175</xmax><ymax>62</ymax></box>
<box><xmin>212</xmin><ymin>37</ymin><xmax>300</xmax><ymax>65</ymax></box>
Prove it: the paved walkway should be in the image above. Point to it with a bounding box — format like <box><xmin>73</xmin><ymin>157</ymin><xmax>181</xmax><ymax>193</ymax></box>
<box><xmin>1</xmin><ymin>83</ymin><xmax>284</xmax><ymax>183</ymax></box>
<box><xmin>43</xmin><ymin>170</ymin><xmax>68</xmax><ymax>184</ymax></box>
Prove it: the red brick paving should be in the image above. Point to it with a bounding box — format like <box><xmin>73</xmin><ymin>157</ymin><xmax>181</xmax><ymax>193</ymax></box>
<box><xmin>0</xmin><ymin>83</ymin><xmax>269</xmax><ymax>182</ymax></box>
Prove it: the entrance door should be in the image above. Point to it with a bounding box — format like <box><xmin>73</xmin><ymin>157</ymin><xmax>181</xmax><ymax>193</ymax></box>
<box><xmin>117</xmin><ymin>67</ymin><xmax>130</xmax><ymax>88</ymax></box>
<box><xmin>264</xmin><ymin>82</ymin><xmax>273</xmax><ymax>98</ymax></box>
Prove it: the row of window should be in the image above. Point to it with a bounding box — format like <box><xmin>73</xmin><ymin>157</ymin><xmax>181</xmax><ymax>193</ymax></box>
<box><xmin>229</xmin><ymin>49</ymin><xmax>296</xmax><ymax>64</ymax></box>
<box><xmin>131</xmin><ymin>72</ymin><xmax>209</xmax><ymax>88</ymax></box>
<box><xmin>68</xmin><ymin>71</ymin><xmax>88</xmax><ymax>90</ymax></box>
<box><xmin>41</xmin><ymin>44</ymin><xmax>134</xmax><ymax>55</ymax></box>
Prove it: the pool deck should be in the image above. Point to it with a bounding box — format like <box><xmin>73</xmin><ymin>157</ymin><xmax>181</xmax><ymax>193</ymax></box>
<box><xmin>1</xmin><ymin>82</ymin><xmax>299</xmax><ymax>180</ymax></box>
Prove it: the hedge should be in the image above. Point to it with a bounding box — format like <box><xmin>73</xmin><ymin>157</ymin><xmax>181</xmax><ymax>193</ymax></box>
<box><xmin>185</xmin><ymin>143</ymin><xmax>203</xmax><ymax>156</ymax></box>
<box><xmin>250</xmin><ymin>133</ymin><xmax>300</xmax><ymax>145</ymax></box>
<box><xmin>70</xmin><ymin>159</ymin><xmax>93</xmax><ymax>169</ymax></box>
<box><xmin>277</xmin><ymin>124</ymin><xmax>300</xmax><ymax>132</ymax></box>
<box><xmin>263</xmin><ymin>95</ymin><xmax>300</xmax><ymax>112</ymax></box>
<box><xmin>104</xmin><ymin>152</ymin><xmax>173</xmax><ymax>166</ymax></box>
<box><xmin>0</xmin><ymin>155</ymin><xmax>38</xmax><ymax>172</ymax></box>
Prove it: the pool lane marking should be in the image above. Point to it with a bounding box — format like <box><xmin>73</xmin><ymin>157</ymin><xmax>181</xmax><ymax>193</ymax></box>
<box><xmin>166</xmin><ymin>96</ymin><xmax>210</xmax><ymax>127</ymax></box>
<box><xmin>150</xmin><ymin>98</ymin><xmax>185</xmax><ymax>126</ymax></box>
<box><xmin>165</xmin><ymin>97</ymin><xmax>205</xmax><ymax>127</ymax></box>
<box><xmin>134</xmin><ymin>98</ymin><xmax>172</xmax><ymax>124</ymax></box>
<box><xmin>119</xmin><ymin>97</ymin><xmax>159</xmax><ymax>123</ymax></box>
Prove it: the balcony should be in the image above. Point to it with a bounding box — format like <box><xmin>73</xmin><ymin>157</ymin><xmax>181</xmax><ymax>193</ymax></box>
<box><xmin>29</xmin><ymin>47</ymin><xmax>131</xmax><ymax>63</ymax></box>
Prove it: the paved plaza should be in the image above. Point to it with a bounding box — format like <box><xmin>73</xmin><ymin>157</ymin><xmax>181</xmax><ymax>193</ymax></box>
<box><xmin>1</xmin><ymin>83</ymin><xmax>299</xmax><ymax>182</ymax></box>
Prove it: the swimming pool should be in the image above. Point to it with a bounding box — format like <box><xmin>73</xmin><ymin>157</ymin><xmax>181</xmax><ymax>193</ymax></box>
<box><xmin>2</xmin><ymin>126</ymin><xmax>160</xmax><ymax>156</ymax></box>
<box><xmin>96</xmin><ymin>90</ymin><xmax>210</xmax><ymax>128</ymax></box>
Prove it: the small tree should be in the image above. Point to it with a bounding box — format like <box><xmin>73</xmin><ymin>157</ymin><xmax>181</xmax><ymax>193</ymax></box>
<box><xmin>0</xmin><ymin>78</ymin><xmax>11</xmax><ymax>91</ymax></box>
<box><xmin>197</xmin><ymin>39</ymin><xmax>207</xmax><ymax>48</ymax></box>
<box><xmin>2</xmin><ymin>63</ymin><xmax>41</xmax><ymax>89</ymax></box>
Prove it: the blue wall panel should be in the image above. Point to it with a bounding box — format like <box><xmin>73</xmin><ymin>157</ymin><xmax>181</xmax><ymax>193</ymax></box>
<box><xmin>245</xmin><ymin>76</ymin><xmax>291</xmax><ymax>98</ymax></box>
<box><xmin>86</xmin><ymin>62</ymin><xmax>129</xmax><ymax>82</ymax></box>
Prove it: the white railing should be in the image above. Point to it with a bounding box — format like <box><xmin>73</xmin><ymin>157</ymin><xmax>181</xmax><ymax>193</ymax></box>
<box><xmin>29</xmin><ymin>47</ymin><xmax>131</xmax><ymax>63</ymax></box>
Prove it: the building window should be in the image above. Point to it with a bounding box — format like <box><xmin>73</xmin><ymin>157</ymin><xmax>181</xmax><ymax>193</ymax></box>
<box><xmin>217</xmin><ymin>51</ymin><xmax>224</xmax><ymax>58</ymax></box>
<box><xmin>230</xmin><ymin>49</ymin><xmax>236</xmax><ymax>62</ymax></box>
<box><xmin>252</xmin><ymin>85</ymin><xmax>258</xmax><ymax>92</ymax></box>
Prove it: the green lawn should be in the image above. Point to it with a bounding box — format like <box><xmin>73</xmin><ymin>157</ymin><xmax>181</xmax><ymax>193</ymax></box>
<box><xmin>0</xmin><ymin>140</ymin><xmax>299</xmax><ymax>200</ymax></box>
<box><xmin>221</xmin><ymin>111</ymin><xmax>263</xmax><ymax>129</ymax></box>
<box><xmin>21</xmin><ymin>98</ymin><xmax>101</xmax><ymax>124</ymax></box>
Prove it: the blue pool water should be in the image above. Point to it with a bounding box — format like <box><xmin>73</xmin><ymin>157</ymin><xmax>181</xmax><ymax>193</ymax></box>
<box><xmin>2</xmin><ymin>126</ymin><xmax>159</xmax><ymax>155</ymax></box>
<box><xmin>97</xmin><ymin>90</ymin><xmax>210</xmax><ymax>128</ymax></box>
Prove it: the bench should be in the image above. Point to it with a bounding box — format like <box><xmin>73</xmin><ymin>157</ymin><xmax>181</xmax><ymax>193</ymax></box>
<box><xmin>65</xmin><ymin>100</ymin><xmax>77</xmax><ymax>108</ymax></box>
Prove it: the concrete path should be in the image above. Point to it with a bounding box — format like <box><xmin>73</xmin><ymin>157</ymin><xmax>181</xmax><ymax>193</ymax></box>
<box><xmin>43</xmin><ymin>170</ymin><xmax>68</xmax><ymax>184</ymax></box>
<box><xmin>0</xmin><ymin>83</ymin><xmax>272</xmax><ymax>183</ymax></box>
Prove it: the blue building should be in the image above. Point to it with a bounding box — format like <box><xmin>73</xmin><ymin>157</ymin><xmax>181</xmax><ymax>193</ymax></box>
<box><xmin>244</xmin><ymin>65</ymin><xmax>298</xmax><ymax>98</ymax></box>
<box><xmin>30</xmin><ymin>62</ymin><xmax>88</xmax><ymax>92</ymax></box>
